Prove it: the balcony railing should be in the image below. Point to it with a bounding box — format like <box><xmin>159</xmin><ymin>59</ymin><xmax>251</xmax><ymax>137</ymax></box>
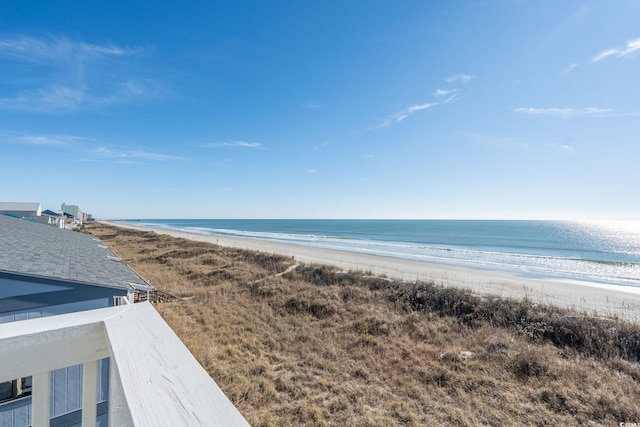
<box><xmin>0</xmin><ymin>302</ymin><xmax>249</xmax><ymax>427</ymax></box>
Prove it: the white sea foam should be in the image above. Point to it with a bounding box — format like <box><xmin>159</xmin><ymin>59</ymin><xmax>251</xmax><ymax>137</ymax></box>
<box><xmin>117</xmin><ymin>220</ymin><xmax>640</xmax><ymax>287</ymax></box>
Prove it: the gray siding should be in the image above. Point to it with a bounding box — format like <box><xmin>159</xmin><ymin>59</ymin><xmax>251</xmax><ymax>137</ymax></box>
<box><xmin>0</xmin><ymin>279</ymin><xmax>68</xmax><ymax>298</ymax></box>
<box><xmin>0</xmin><ymin>298</ymin><xmax>111</xmax><ymax>324</ymax></box>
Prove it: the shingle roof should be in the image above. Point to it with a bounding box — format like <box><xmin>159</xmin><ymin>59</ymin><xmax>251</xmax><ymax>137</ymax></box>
<box><xmin>0</xmin><ymin>202</ymin><xmax>41</xmax><ymax>213</ymax></box>
<box><xmin>0</xmin><ymin>214</ymin><xmax>145</xmax><ymax>289</ymax></box>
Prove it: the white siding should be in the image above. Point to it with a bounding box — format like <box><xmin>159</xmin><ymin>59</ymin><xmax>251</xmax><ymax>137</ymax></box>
<box><xmin>0</xmin><ymin>299</ymin><xmax>111</xmax><ymax>425</ymax></box>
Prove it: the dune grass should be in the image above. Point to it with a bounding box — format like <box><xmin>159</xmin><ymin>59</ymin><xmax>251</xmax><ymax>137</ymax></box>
<box><xmin>87</xmin><ymin>223</ymin><xmax>640</xmax><ymax>426</ymax></box>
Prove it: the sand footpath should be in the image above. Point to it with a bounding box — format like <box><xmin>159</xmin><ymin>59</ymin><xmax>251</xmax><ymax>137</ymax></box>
<box><xmin>100</xmin><ymin>220</ymin><xmax>640</xmax><ymax>323</ymax></box>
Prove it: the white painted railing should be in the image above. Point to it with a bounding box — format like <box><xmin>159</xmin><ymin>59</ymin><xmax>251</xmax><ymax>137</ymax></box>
<box><xmin>0</xmin><ymin>302</ymin><xmax>249</xmax><ymax>427</ymax></box>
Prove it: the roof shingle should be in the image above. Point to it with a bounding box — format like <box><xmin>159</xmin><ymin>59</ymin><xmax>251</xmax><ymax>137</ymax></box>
<box><xmin>0</xmin><ymin>215</ymin><xmax>145</xmax><ymax>289</ymax></box>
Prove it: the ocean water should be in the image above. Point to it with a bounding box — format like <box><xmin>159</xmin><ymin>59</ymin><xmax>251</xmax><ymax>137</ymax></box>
<box><xmin>118</xmin><ymin>219</ymin><xmax>640</xmax><ymax>287</ymax></box>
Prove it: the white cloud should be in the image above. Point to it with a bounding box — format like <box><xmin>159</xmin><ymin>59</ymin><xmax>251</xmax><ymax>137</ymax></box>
<box><xmin>0</xmin><ymin>35</ymin><xmax>139</xmax><ymax>64</ymax></box>
<box><xmin>564</xmin><ymin>63</ymin><xmax>578</xmax><ymax>74</ymax></box>
<box><xmin>313</xmin><ymin>141</ymin><xmax>330</xmax><ymax>151</ymax></box>
<box><xmin>376</xmin><ymin>77</ymin><xmax>468</xmax><ymax>129</ymax></box>
<box><xmin>544</xmin><ymin>143</ymin><xmax>577</xmax><ymax>153</ymax></box>
<box><xmin>14</xmin><ymin>134</ymin><xmax>87</xmax><ymax>146</ymax></box>
<box><xmin>434</xmin><ymin>88</ymin><xmax>459</xmax><ymax>97</ymax></box>
<box><xmin>592</xmin><ymin>49</ymin><xmax>619</xmax><ymax>62</ymax></box>
<box><xmin>592</xmin><ymin>37</ymin><xmax>640</xmax><ymax>62</ymax></box>
<box><xmin>445</xmin><ymin>74</ymin><xmax>473</xmax><ymax>83</ymax></box>
<box><xmin>7</xmin><ymin>131</ymin><xmax>182</xmax><ymax>163</ymax></box>
<box><xmin>87</xmin><ymin>146</ymin><xmax>183</xmax><ymax>162</ymax></box>
<box><xmin>514</xmin><ymin>107</ymin><xmax>612</xmax><ymax>118</ymax></box>
<box><xmin>0</xmin><ymin>80</ymin><xmax>160</xmax><ymax>112</ymax></box>
<box><xmin>0</xmin><ymin>35</ymin><xmax>152</xmax><ymax>112</ymax></box>
<box><xmin>0</xmin><ymin>85</ymin><xmax>88</xmax><ymax>112</ymax></box>
<box><xmin>407</xmin><ymin>102</ymin><xmax>436</xmax><ymax>113</ymax></box>
<box><xmin>306</xmin><ymin>169</ymin><xmax>317</xmax><ymax>174</ymax></box>
<box><xmin>203</xmin><ymin>141</ymin><xmax>263</xmax><ymax>148</ymax></box>
<box><xmin>380</xmin><ymin>102</ymin><xmax>437</xmax><ymax>127</ymax></box>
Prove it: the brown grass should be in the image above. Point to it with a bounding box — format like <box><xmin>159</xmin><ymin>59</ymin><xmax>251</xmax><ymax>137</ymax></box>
<box><xmin>88</xmin><ymin>223</ymin><xmax>640</xmax><ymax>426</ymax></box>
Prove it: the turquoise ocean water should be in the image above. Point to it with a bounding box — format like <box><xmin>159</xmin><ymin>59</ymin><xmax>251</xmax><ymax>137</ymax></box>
<box><xmin>118</xmin><ymin>219</ymin><xmax>640</xmax><ymax>287</ymax></box>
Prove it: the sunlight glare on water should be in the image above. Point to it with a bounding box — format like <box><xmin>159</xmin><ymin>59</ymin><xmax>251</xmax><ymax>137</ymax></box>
<box><xmin>583</xmin><ymin>221</ymin><xmax>640</xmax><ymax>257</ymax></box>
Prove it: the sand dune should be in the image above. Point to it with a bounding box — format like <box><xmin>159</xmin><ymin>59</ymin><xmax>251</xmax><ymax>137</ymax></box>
<box><xmin>100</xmin><ymin>220</ymin><xmax>640</xmax><ymax>323</ymax></box>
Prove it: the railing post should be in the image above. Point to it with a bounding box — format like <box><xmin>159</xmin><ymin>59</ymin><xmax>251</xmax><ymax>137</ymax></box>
<box><xmin>82</xmin><ymin>360</ymin><xmax>99</xmax><ymax>427</ymax></box>
<box><xmin>32</xmin><ymin>371</ymin><xmax>51</xmax><ymax>427</ymax></box>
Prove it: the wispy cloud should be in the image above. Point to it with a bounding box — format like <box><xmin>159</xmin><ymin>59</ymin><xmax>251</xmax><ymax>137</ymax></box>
<box><xmin>5</xmin><ymin>131</ymin><xmax>182</xmax><ymax>163</ymax></box>
<box><xmin>0</xmin><ymin>35</ymin><xmax>139</xmax><ymax>64</ymax></box>
<box><xmin>406</xmin><ymin>102</ymin><xmax>436</xmax><ymax>113</ymax></box>
<box><xmin>564</xmin><ymin>63</ymin><xmax>578</xmax><ymax>74</ymax></box>
<box><xmin>462</xmin><ymin>131</ymin><xmax>577</xmax><ymax>154</ymax></box>
<box><xmin>592</xmin><ymin>37</ymin><xmax>640</xmax><ymax>62</ymax></box>
<box><xmin>445</xmin><ymin>74</ymin><xmax>473</xmax><ymax>84</ymax></box>
<box><xmin>306</xmin><ymin>169</ymin><xmax>317</xmax><ymax>174</ymax></box>
<box><xmin>376</xmin><ymin>74</ymin><xmax>470</xmax><ymax>128</ymax></box>
<box><xmin>550</xmin><ymin>144</ymin><xmax>576</xmax><ymax>153</ymax></box>
<box><xmin>380</xmin><ymin>102</ymin><xmax>437</xmax><ymax>127</ymax></box>
<box><xmin>434</xmin><ymin>88</ymin><xmax>459</xmax><ymax>97</ymax></box>
<box><xmin>6</xmin><ymin>130</ymin><xmax>184</xmax><ymax>163</ymax></box>
<box><xmin>85</xmin><ymin>146</ymin><xmax>183</xmax><ymax>162</ymax></box>
<box><xmin>514</xmin><ymin>107</ymin><xmax>612</xmax><ymax>118</ymax></box>
<box><xmin>0</xmin><ymin>34</ymin><xmax>154</xmax><ymax>112</ymax></box>
<box><xmin>202</xmin><ymin>141</ymin><xmax>263</xmax><ymax>148</ymax></box>
<box><xmin>13</xmin><ymin>134</ymin><xmax>89</xmax><ymax>146</ymax></box>
<box><xmin>313</xmin><ymin>141</ymin><xmax>330</xmax><ymax>151</ymax></box>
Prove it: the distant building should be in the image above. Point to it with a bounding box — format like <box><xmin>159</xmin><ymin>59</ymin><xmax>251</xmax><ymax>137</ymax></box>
<box><xmin>0</xmin><ymin>202</ymin><xmax>41</xmax><ymax>218</ymax></box>
<box><xmin>61</xmin><ymin>202</ymin><xmax>81</xmax><ymax>219</ymax></box>
<box><xmin>34</xmin><ymin>209</ymin><xmax>65</xmax><ymax>228</ymax></box>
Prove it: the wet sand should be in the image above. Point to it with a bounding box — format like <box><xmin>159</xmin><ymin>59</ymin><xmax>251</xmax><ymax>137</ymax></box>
<box><xmin>100</xmin><ymin>220</ymin><xmax>640</xmax><ymax>323</ymax></box>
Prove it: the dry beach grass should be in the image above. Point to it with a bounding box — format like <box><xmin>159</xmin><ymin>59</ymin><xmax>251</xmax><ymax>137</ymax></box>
<box><xmin>86</xmin><ymin>223</ymin><xmax>640</xmax><ymax>426</ymax></box>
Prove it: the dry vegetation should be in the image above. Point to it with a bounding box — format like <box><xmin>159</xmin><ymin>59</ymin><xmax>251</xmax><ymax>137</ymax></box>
<box><xmin>87</xmin><ymin>223</ymin><xmax>640</xmax><ymax>426</ymax></box>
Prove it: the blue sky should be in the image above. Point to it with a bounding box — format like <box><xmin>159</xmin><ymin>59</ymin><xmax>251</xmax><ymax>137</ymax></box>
<box><xmin>1</xmin><ymin>1</ymin><xmax>639</xmax><ymax>219</ymax></box>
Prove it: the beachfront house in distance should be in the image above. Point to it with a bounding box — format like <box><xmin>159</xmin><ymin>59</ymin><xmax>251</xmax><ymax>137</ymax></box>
<box><xmin>0</xmin><ymin>202</ymin><xmax>42</xmax><ymax>218</ymax></box>
<box><xmin>38</xmin><ymin>209</ymin><xmax>66</xmax><ymax>228</ymax></box>
<box><xmin>61</xmin><ymin>202</ymin><xmax>82</xmax><ymax>222</ymax></box>
<box><xmin>0</xmin><ymin>215</ymin><xmax>249</xmax><ymax>426</ymax></box>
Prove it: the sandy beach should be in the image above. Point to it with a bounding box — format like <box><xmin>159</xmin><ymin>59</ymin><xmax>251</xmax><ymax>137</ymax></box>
<box><xmin>100</xmin><ymin>220</ymin><xmax>640</xmax><ymax>323</ymax></box>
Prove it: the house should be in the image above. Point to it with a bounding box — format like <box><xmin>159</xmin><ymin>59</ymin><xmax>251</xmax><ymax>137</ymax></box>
<box><xmin>0</xmin><ymin>202</ymin><xmax>42</xmax><ymax>218</ymax></box>
<box><xmin>60</xmin><ymin>203</ymin><xmax>81</xmax><ymax>220</ymax></box>
<box><xmin>0</xmin><ymin>215</ymin><xmax>248</xmax><ymax>426</ymax></box>
<box><xmin>0</xmin><ymin>214</ymin><xmax>145</xmax><ymax>425</ymax></box>
<box><xmin>0</xmin><ymin>214</ymin><xmax>146</xmax><ymax>321</ymax></box>
<box><xmin>34</xmin><ymin>210</ymin><xmax>65</xmax><ymax>228</ymax></box>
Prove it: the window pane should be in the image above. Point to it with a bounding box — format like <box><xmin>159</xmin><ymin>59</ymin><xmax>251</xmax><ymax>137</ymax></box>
<box><xmin>20</xmin><ymin>377</ymin><xmax>32</xmax><ymax>395</ymax></box>
<box><xmin>0</xmin><ymin>381</ymin><xmax>13</xmax><ymax>401</ymax></box>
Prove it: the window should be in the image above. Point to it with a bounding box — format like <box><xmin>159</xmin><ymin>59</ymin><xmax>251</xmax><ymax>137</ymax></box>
<box><xmin>0</xmin><ymin>377</ymin><xmax>32</xmax><ymax>403</ymax></box>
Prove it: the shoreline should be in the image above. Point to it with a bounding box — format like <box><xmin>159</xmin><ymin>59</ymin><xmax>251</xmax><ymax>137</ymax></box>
<box><xmin>99</xmin><ymin>220</ymin><xmax>640</xmax><ymax>323</ymax></box>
